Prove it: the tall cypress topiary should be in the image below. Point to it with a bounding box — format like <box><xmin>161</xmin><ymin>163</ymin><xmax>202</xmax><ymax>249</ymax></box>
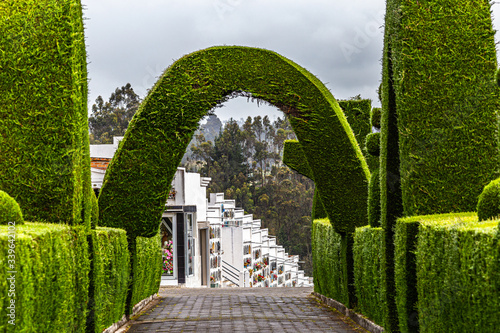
<box><xmin>394</xmin><ymin>1</ymin><xmax>499</xmax><ymax>216</ymax></box>
<box><xmin>378</xmin><ymin>1</ymin><xmax>405</xmax><ymax>331</ymax></box>
<box><xmin>0</xmin><ymin>0</ymin><xmax>91</xmax><ymax>228</ymax></box>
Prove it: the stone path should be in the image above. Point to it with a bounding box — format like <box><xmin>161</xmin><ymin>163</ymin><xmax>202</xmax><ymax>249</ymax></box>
<box><xmin>123</xmin><ymin>287</ymin><xmax>367</xmax><ymax>333</ymax></box>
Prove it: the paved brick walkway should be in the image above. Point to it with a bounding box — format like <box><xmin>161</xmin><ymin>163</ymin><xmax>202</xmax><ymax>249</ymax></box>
<box><xmin>124</xmin><ymin>287</ymin><xmax>366</xmax><ymax>333</ymax></box>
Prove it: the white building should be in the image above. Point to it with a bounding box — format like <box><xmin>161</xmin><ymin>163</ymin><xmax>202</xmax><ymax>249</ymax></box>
<box><xmin>90</xmin><ymin>137</ymin><xmax>312</xmax><ymax>289</ymax></box>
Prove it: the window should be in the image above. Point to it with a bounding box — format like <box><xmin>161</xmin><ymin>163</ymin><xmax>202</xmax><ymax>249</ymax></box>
<box><xmin>186</xmin><ymin>213</ymin><xmax>195</xmax><ymax>276</ymax></box>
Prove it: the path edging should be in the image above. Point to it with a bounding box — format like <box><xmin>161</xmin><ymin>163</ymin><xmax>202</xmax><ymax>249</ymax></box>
<box><xmin>103</xmin><ymin>294</ymin><xmax>158</xmax><ymax>333</ymax></box>
<box><xmin>312</xmin><ymin>292</ymin><xmax>385</xmax><ymax>333</ymax></box>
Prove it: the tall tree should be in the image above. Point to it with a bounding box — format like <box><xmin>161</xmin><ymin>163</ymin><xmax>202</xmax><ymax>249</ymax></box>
<box><xmin>89</xmin><ymin>83</ymin><xmax>140</xmax><ymax>144</ymax></box>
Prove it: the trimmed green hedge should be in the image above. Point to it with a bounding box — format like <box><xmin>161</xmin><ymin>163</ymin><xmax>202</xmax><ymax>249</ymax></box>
<box><xmin>312</xmin><ymin>219</ymin><xmax>350</xmax><ymax>306</ymax></box>
<box><xmin>365</xmin><ymin>132</ymin><xmax>380</xmax><ymax>157</ymax></box>
<box><xmin>283</xmin><ymin>140</ymin><xmax>314</xmax><ymax>179</ymax></box>
<box><xmin>339</xmin><ymin>100</ymin><xmax>377</xmax><ymax>172</ymax></box>
<box><xmin>282</xmin><ymin>139</ymin><xmax>326</xmax><ymax>219</ymax></box>
<box><xmin>394</xmin><ymin>215</ymin><xmax>423</xmax><ymax>333</ymax></box>
<box><xmin>0</xmin><ymin>191</ymin><xmax>23</xmax><ymax>225</ymax></box>
<box><xmin>367</xmin><ymin>169</ymin><xmax>381</xmax><ymax>227</ymax></box>
<box><xmin>99</xmin><ymin>46</ymin><xmax>369</xmax><ymax>236</ymax></box>
<box><xmin>338</xmin><ymin>100</ymin><xmax>371</xmax><ymax>149</ymax></box>
<box><xmin>477</xmin><ymin>177</ymin><xmax>500</xmax><ymax>221</ymax></box>
<box><xmin>128</xmin><ymin>233</ymin><xmax>162</xmax><ymax>313</ymax></box>
<box><xmin>90</xmin><ymin>191</ymin><xmax>99</xmax><ymax>229</ymax></box>
<box><xmin>371</xmin><ymin>107</ymin><xmax>381</xmax><ymax>129</ymax></box>
<box><xmin>0</xmin><ymin>223</ymin><xmax>89</xmax><ymax>332</ymax></box>
<box><xmin>414</xmin><ymin>213</ymin><xmax>499</xmax><ymax>332</ymax></box>
<box><xmin>87</xmin><ymin>227</ymin><xmax>130</xmax><ymax>333</ymax></box>
<box><xmin>0</xmin><ymin>0</ymin><xmax>91</xmax><ymax>227</ymax></box>
<box><xmin>392</xmin><ymin>1</ymin><xmax>499</xmax><ymax>216</ymax></box>
<box><xmin>353</xmin><ymin>226</ymin><xmax>388</xmax><ymax>327</ymax></box>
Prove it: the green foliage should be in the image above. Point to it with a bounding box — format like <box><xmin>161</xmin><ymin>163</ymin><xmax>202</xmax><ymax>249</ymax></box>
<box><xmin>87</xmin><ymin>227</ymin><xmax>130</xmax><ymax>333</ymax></box>
<box><xmin>129</xmin><ymin>233</ymin><xmax>162</xmax><ymax>313</ymax></box>
<box><xmin>99</xmin><ymin>46</ymin><xmax>369</xmax><ymax>237</ymax></box>
<box><xmin>312</xmin><ymin>219</ymin><xmax>350</xmax><ymax>306</ymax></box>
<box><xmin>365</xmin><ymin>132</ymin><xmax>380</xmax><ymax>157</ymax></box>
<box><xmin>339</xmin><ymin>100</ymin><xmax>377</xmax><ymax>171</ymax></box>
<box><xmin>338</xmin><ymin>100</ymin><xmax>371</xmax><ymax>149</ymax></box>
<box><xmin>0</xmin><ymin>191</ymin><xmax>24</xmax><ymax>225</ymax></box>
<box><xmin>354</xmin><ymin>226</ymin><xmax>388</xmax><ymax>327</ymax></box>
<box><xmin>90</xmin><ymin>191</ymin><xmax>99</xmax><ymax>229</ymax></box>
<box><xmin>0</xmin><ymin>223</ymin><xmax>89</xmax><ymax>332</ymax></box>
<box><xmin>392</xmin><ymin>1</ymin><xmax>499</xmax><ymax>216</ymax></box>
<box><xmin>477</xmin><ymin>177</ymin><xmax>500</xmax><ymax>221</ymax></box>
<box><xmin>368</xmin><ymin>168</ymin><xmax>381</xmax><ymax>227</ymax></box>
<box><xmin>394</xmin><ymin>216</ymin><xmax>421</xmax><ymax>333</ymax></box>
<box><xmin>0</xmin><ymin>0</ymin><xmax>91</xmax><ymax>226</ymax></box>
<box><xmin>414</xmin><ymin>213</ymin><xmax>499</xmax><ymax>332</ymax></box>
<box><xmin>380</xmin><ymin>0</ymin><xmax>403</xmax><ymax>232</ymax></box>
<box><xmin>371</xmin><ymin>107</ymin><xmax>381</xmax><ymax>129</ymax></box>
<box><xmin>283</xmin><ymin>140</ymin><xmax>314</xmax><ymax>179</ymax></box>
<box><xmin>89</xmin><ymin>83</ymin><xmax>140</xmax><ymax>144</ymax></box>
<box><xmin>311</xmin><ymin>188</ymin><xmax>328</xmax><ymax>220</ymax></box>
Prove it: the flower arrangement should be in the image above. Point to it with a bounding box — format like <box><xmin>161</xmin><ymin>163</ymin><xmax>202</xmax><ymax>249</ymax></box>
<box><xmin>254</xmin><ymin>262</ymin><xmax>262</xmax><ymax>270</ymax></box>
<box><xmin>249</xmin><ymin>268</ymin><xmax>253</xmax><ymax>277</ymax></box>
<box><xmin>162</xmin><ymin>240</ymin><xmax>174</xmax><ymax>275</ymax></box>
<box><xmin>210</xmin><ymin>275</ymin><xmax>215</xmax><ymax>282</ymax></box>
<box><xmin>257</xmin><ymin>274</ymin><xmax>265</xmax><ymax>282</ymax></box>
<box><xmin>244</xmin><ymin>258</ymin><xmax>251</xmax><ymax>268</ymax></box>
<box><xmin>263</xmin><ymin>257</ymin><xmax>269</xmax><ymax>265</ymax></box>
<box><xmin>254</xmin><ymin>249</ymin><xmax>260</xmax><ymax>259</ymax></box>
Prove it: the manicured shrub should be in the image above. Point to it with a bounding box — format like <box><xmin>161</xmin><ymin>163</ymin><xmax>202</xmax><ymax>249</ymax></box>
<box><xmin>99</xmin><ymin>46</ymin><xmax>369</xmax><ymax>236</ymax></box>
<box><xmin>87</xmin><ymin>227</ymin><xmax>130</xmax><ymax>333</ymax></box>
<box><xmin>90</xmin><ymin>190</ymin><xmax>99</xmax><ymax>229</ymax></box>
<box><xmin>0</xmin><ymin>0</ymin><xmax>91</xmax><ymax>227</ymax></box>
<box><xmin>365</xmin><ymin>132</ymin><xmax>380</xmax><ymax>157</ymax></box>
<box><xmin>339</xmin><ymin>99</ymin><xmax>377</xmax><ymax>171</ymax></box>
<box><xmin>338</xmin><ymin>99</ymin><xmax>371</xmax><ymax>149</ymax></box>
<box><xmin>368</xmin><ymin>169</ymin><xmax>381</xmax><ymax>227</ymax></box>
<box><xmin>0</xmin><ymin>223</ymin><xmax>89</xmax><ymax>332</ymax></box>
<box><xmin>392</xmin><ymin>1</ymin><xmax>499</xmax><ymax>216</ymax></box>
<box><xmin>283</xmin><ymin>140</ymin><xmax>314</xmax><ymax>179</ymax></box>
<box><xmin>371</xmin><ymin>107</ymin><xmax>381</xmax><ymax>129</ymax></box>
<box><xmin>477</xmin><ymin>177</ymin><xmax>500</xmax><ymax>221</ymax></box>
<box><xmin>282</xmin><ymin>140</ymin><xmax>327</xmax><ymax>219</ymax></box>
<box><xmin>312</xmin><ymin>219</ymin><xmax>350</xmax><ymax>306</ymax></box>
<box><xmin>379</xmin><ymin>0</ymin><xmax>403</xmax><ymax>233</ymax></box>
<box><xmin>394</xmin><ymin>215</ymin><xmax>423</xmax><ymax>333</ymax></box>
<box><xmin>354</xmin><ymin>226</ymin><xmax>388</xmax><ymax>327</ymax></box>
<box><xmin>128</xmin><ymin>232</ymin><xmax>162</xmax><ymax>313</ymax></box>
<box><xmin>415</xmin><ymin>213</ymin><xmax>499</xmax><ymax>332</ymax></box>
<box><xmin>0</xmin><ymin>190</ymin><xmax>24</xmax><ymax>225</ymax></box>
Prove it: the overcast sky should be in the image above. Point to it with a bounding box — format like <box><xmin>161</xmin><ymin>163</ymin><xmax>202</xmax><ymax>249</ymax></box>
<box><xmin>82</xmin><ymin>0</ymin><xmax>500</xmax><ymax>122</ymax></box>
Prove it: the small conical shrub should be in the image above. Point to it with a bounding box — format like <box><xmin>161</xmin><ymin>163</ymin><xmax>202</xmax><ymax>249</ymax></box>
<box><xmin>477</xmin><ymin>177</ymin><xmax>500</xmax><ymax>221</ymax></box>
<box><xmin>0</xmin><ymin>190</ymin><xmax>24</xmax><ymax>225</ymax></box>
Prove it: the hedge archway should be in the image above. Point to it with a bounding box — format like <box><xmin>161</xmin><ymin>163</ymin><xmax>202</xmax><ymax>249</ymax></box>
<box><xmin>99</xmin><ymin>46</ymin><xmax>370</xmax><ymax>237</ymax></box>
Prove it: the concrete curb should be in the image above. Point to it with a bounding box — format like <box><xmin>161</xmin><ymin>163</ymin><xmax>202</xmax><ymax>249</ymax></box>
<box><xmin>312</xmin><ymin>292</ymin><xmax>385</xmax><ymax>333</ymax></box>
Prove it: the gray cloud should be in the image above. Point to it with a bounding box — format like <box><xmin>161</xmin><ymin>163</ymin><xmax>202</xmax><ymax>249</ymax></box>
<box><xmin>83</xmin><ymin>0</ymin><xmax>500</xmax><ymax>120</ymax></box>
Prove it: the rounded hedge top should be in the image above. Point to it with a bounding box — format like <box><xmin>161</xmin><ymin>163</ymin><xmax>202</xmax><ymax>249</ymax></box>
<box><xmin>365</xmin><ymin>132</ymin><xmax>381</xmax><ymax>157</ymax></box>
<box><xmin>477</xmin><ymin>177</ymin><xmax>500</xmax><ymax>221</ymax></box>
<box><xmin>0</xmin><ymin>190</ymin><xmax>24</xmax><ymax>225</ymax></box>
<box><xmin>99</xmin><ymin>46</ymin><xmax>370</xmax><ymax>237</ymax></box>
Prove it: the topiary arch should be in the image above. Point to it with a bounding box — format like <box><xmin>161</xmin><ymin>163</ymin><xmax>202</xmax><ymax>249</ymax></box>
<box><xmin>98</xmin><ymin>46</ymin><xmax>370</xmax><ymax>238</ymax></box>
